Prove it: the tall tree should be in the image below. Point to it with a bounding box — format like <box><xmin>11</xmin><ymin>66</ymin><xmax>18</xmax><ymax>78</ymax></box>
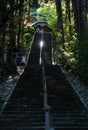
<box><xmin>72</xmin><ymin>0</ymin><xmax>87</xmax><ymax>40</ymax></box>
<box><xmin>0</xmin><ymin>0</ymin><xmax>8</xmax><ymax>63</ymax></box>
<box><xmin>65</xmin><ymin>0</ymin><xmax>72</xmax><ymax>37</ymax></box>
<box><xmin>9</xmin><ymin>0</ymin><xmax>16</xmax><ymax>48</ymax></box>
<box><xmin>55</xmin><ymin>0</ymin><xmax>65</xmax><ymax>49</ymax></box>
<box><xmin>16</xmin><ymin>0</ymin><xmax>23</xmax><ymax>48</ymax></box>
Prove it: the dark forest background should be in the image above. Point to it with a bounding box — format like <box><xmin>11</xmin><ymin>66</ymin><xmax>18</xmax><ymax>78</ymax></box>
<box><xmin>0</xmin><ymin>0</ymin><xmax>88</xmax><ymax>84</ymax></box>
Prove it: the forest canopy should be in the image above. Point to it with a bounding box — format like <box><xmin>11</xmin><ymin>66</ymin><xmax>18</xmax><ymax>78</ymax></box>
<box><xmin>0</xmin><ymin>0</ymin><xmax>88</xmax><ymax>84</ymax></box>
<box><xmin>35</xmin><ymin>0</ymin><xmax>88</xmax><ymax>84</ymax></box>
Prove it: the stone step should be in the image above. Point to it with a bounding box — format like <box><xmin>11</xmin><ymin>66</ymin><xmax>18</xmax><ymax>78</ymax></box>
<box><xmin>54</xmin><ymin>127</ymin><xmax>88</xmax><ymax>130</ymax></box>
<box><xmin>0</xmin><ymin>126</ymin><xmax>45</xmax><ymax>130</ymax></box>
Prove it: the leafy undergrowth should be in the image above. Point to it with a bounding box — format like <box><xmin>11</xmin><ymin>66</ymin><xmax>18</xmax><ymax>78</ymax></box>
<box><xmin>54</xmin><ymin>40</ymin><xmax>88</xmax><ymax>84</ymax></box>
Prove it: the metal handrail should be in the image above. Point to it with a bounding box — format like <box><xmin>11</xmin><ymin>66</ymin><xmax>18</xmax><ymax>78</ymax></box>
<box><xmin>40</xmin><ymin>31</ymin><xmax>55</xmax><ymax>130</ymax></box>
<box><xmin>42</xmin><ymin>63</ymin><xmax>55</xmax><ymax>130</ymax></box>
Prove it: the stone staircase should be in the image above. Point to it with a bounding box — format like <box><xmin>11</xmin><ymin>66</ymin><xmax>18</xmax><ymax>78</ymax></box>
<box><xmin>45</xmin><ymin>65</ymin><xmax>88</xmax><ymax>130</ymax></box>
<box><xmin>0</xmin><ymin>31</ymin><xmax>88</xmax><ymax>130</ymax></box>
<box><xmin>0</xmin><ymin>65</ymin><xmax>45</xmax><ymax>130</ymax></box>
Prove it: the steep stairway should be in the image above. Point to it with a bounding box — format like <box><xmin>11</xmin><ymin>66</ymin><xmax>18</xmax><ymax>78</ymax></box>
<box><xmin>0</xmin><ymin>31</ymin><xmax>88</xmax><ymax>130</ymax></box>
<box><xmin>45</xmin><ymin>65</ymin><xmax>88</xmax><ymax>130</ymax></box>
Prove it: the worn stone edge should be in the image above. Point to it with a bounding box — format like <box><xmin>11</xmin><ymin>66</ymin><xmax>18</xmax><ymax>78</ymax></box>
<box><xmin>60</xmin><ymin>66</ymin><xmax>88</xmax><ymax>110</ymax></box>
<box><xmin>0</xmin><ymin>75</ymin><xmax>20</xmax><ymax>115</ymax></box>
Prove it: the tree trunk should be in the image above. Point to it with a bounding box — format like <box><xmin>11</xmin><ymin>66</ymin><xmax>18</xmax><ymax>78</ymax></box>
<box><xmin>0</xmin><ymin>0</ymin><xmax>7</xmax><ymax>61</ymax></box>
<box><xmin>55</xmin><ymin>0</ymin><xmax>65</xmax><ymax>49</ymax></box>
<box><xmin>72</xmin><ymin>0</ymin><xmax>87</xmax><ymax>40</ymax></box>
<box><xmin>9</xmin><ymin>0</ymin><xmax>16</xmax><ymax>48</ymax></box>
<box><xmin>65</xmin><ymin>0</ymin><xmax>72</xmax><ymax>37</ymax></box>
<box><xmin>9</xmin><ymin>0</ymin><xmax>17</xmax><ymax>72</ymax></box>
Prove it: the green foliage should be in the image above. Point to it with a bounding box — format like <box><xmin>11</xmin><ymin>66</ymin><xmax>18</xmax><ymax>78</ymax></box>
<box><xmin>20</xmin><ymin>26</ymin><xmax>34</xmax><ymax>52</ymax></box>
<box><xmin>54</xmin><ymin>46</ymin><xmax>75</xmax><ymax>70</ymax></box>
<box><xmin>24</xmin><ymin>26</ymin><xmax>34</xmax><ymax>36</ymax></box>
<box><xmin>54</xmin><ymin>35</ymin><xmax>88</xmax><ymax>84</ymax></box>
<box><xmin>55</xmin><ymin>40</ymin><xmax>88</xmax><ymax>84</ymax></box>
<box><xmin>35</xmin><ymin>0</ymin><xmax>88</xmax><ymax>84</ymax></box>
<box><xmin>36</xmin><ymin>2</ymin><xmax>57</xmax><ymax>30</ymax></box>
<box><xmin>73</xmin><ymin>40</ymin><xmax>88</xmax><ymax>83</ymax></box>
<box><xmin>54</xmin><ymin>1</ymin><xmax>86</xmax><ymax>82</ymax></box>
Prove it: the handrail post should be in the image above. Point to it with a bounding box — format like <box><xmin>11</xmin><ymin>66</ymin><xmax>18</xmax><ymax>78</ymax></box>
<box><xmin>40</xmin><ymin>31</ymin><xmax>55</xmax><ymax>130</ymax></box>
<box><xmin>42</xmin><ymin>60</ymin><xmax>55</xmax><ymax>130</ymax></box>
